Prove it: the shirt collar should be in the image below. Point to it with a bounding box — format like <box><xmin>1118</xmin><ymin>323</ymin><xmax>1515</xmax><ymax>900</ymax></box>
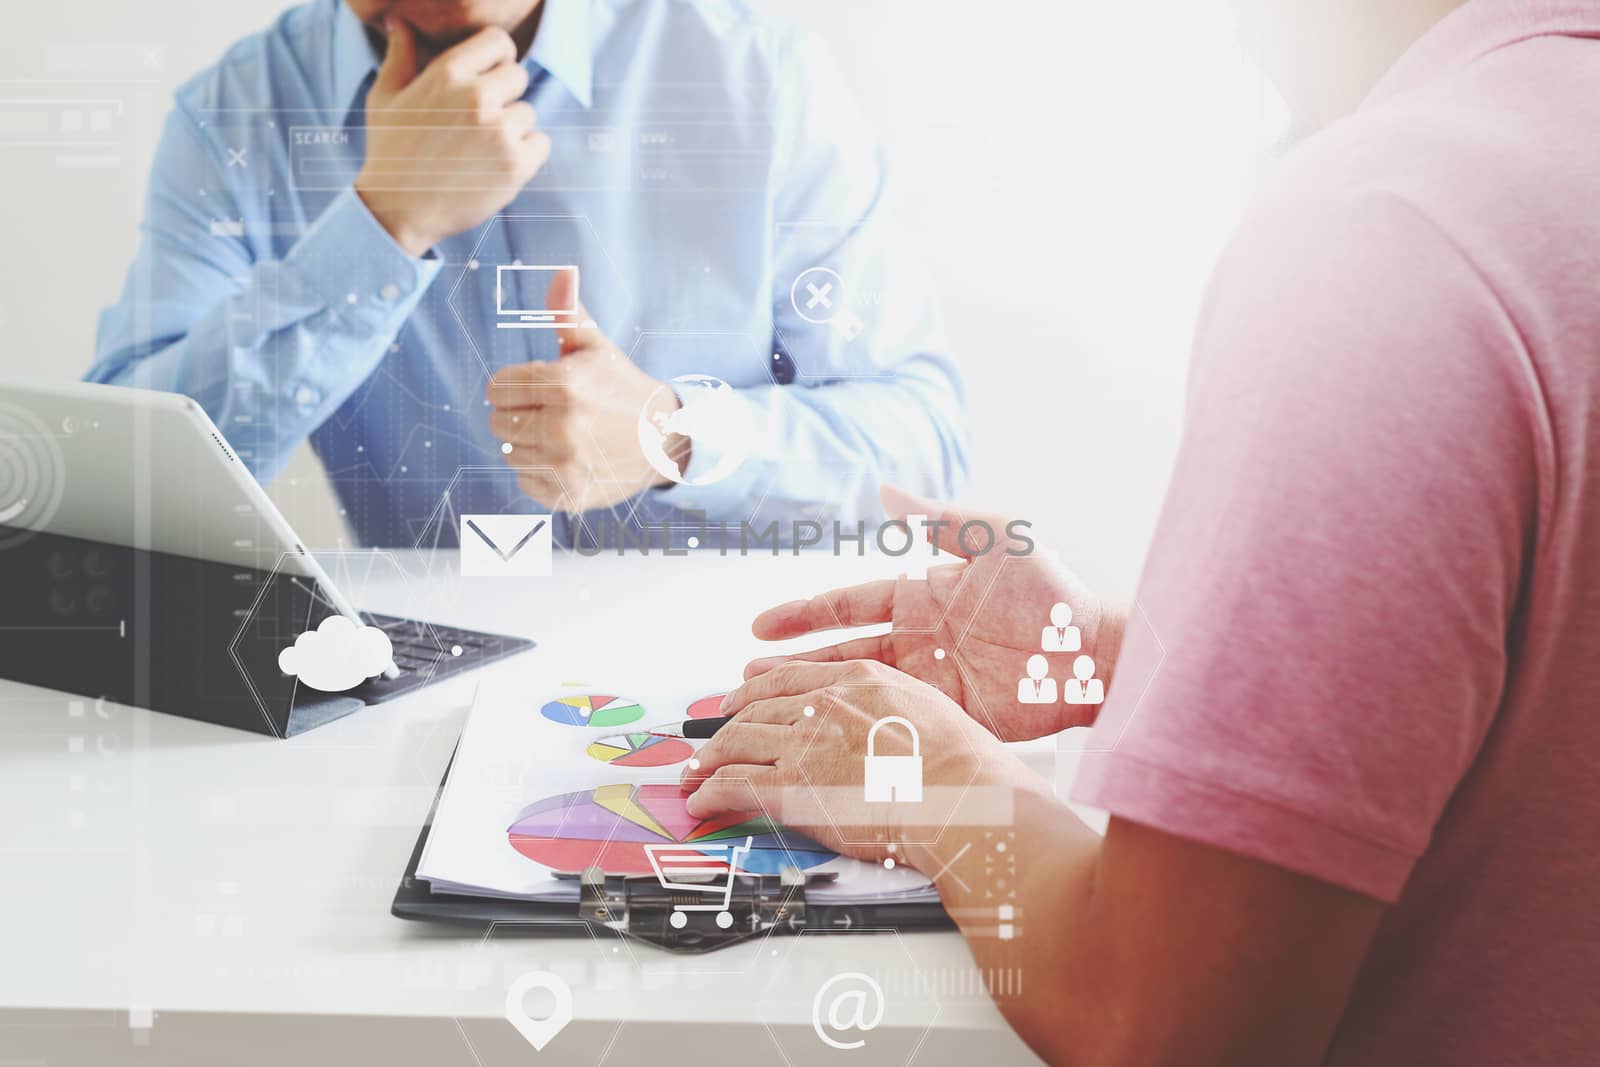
<box><xmin>1368</xmin><ymin>0</ymin><xmax>1600</xmax><ymax>106</ymax></box>
<box><xmin>329</xmin><ymin>0</ymin><xmax>594</xmax><ymax>117</ymax></box>
<box><xmin>331</xmin><ymin>0</ymin><xmax>378</xmax><ymax>118</ymax></box>
<box><xmin>528</xmin><ymin>0</ymin><xmax>595</xmax><ymax>109</ymax></box>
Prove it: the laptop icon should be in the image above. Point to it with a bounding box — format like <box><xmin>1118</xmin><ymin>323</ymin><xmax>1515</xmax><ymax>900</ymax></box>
<box><xmin>495</xmin><ymin>264</ymin><xmax>582</xmax><ymax>329</ymax></box>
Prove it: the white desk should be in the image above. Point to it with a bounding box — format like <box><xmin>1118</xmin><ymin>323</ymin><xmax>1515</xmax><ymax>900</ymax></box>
<box><xmin>0</xmin><ymin>550</ymin><xmax>1053</xmax><ymax>1066</ymax></box>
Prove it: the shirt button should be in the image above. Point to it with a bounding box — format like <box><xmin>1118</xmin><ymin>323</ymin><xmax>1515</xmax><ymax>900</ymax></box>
<box><xmin>294</xmin><ymin>386</ymin><xmax>318</xmax><ymax>408</ymax></box>
<box><xmin>379</xmin><ymin>283</ymin><xmax>400</xmax><ymax>302</ymax></box>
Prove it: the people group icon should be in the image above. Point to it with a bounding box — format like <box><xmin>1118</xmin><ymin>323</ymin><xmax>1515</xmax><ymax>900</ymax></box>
<box><xmin>1017</xmin><ymin>602</ymin><xmax>1104</xmax><ymax>706</ymax></box>
<box><xmin>1041</xmin><ymin>602</ymin><xmax>1081</xmax><ymax>652</ymax></box>
<box><xmin>1063</xmin><ymin>654</ymin><xmax>1104</xmax><ymax>705</ymax></box>
<box><xmin>1017</xmin><ymin>654</ymin><xmax>1058</xmax><ymax>704</ymax></box>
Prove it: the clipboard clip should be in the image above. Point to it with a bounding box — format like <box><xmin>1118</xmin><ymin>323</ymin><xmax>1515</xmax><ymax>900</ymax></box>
<box><xmin>578</xmin><ymin>867</ymin><xmax>833</xmax><ymax>953</ymax></box>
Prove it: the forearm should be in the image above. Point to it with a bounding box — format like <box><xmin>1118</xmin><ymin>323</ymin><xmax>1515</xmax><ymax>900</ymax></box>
<box><xmin>904</xmin><ymin>764</ymin><xmax>1112</xmax><ymax>1066</ymax></box>
<box><xmin>90</xmin><ymin>299</ymin><xmax>387</xmax><ymax>483</ymax></box>
<box><xmin>1087</xmin><ymin>598</ymin><xmax>1131</xmax><ymax>705</ymax></box>
<box><xmin>90</xmin><ymin>187</ymin><xmax>439</xmax><ymax>482</ymax></box>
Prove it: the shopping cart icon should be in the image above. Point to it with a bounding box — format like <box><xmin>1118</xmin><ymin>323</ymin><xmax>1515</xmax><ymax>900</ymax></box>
<box><xmin>644</xmin><ymin>836</ymin><xmax>755</xmax><ymax>929</ymax></box>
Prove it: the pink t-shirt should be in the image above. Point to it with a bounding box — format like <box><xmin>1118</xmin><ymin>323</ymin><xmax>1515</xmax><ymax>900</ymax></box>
<box><xmin>1071</xmin><ymin>3</ymin><xmax>1600</xmax><ymax>1063</ymax></box>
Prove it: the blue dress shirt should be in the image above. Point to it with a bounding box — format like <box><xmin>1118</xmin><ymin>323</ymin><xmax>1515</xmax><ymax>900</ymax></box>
<box><xmin>89</xmin><ymin>0</ymin><xmax>967</xmax><ymax>547</ymax></box>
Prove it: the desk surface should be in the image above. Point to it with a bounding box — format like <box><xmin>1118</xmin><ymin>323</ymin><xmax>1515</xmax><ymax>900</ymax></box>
<box><xmin>0</xmin><ymin>549</ymin><xmax>1060</xmax><ymax>1065</ymax></box>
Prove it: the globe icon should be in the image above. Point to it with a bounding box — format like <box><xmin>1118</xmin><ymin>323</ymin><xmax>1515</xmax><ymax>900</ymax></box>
<box><xmin>636</xmin><ymin>374</ymin><xmax>753</xmax><ymax>486</ymax></box>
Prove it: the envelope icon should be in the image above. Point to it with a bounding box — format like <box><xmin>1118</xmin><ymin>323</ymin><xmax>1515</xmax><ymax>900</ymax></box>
<box><xmin>460</xmin><ymin>515</ymin><xmax>553</xmax><ymax>578</ymax></box>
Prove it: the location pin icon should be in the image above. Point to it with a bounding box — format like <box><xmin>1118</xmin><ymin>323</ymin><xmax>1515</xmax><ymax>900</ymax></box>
<box><xmin>505</xmin><ymin>971</ymin><xmax>574</xmax><ymax>1052</ymax></box>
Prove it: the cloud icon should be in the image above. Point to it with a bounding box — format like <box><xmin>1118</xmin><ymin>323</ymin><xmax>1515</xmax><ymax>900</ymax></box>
<box><xmin>277</xmin><ymin>615</ymin><xmax>394</xmax><ymax>693</ymax></box>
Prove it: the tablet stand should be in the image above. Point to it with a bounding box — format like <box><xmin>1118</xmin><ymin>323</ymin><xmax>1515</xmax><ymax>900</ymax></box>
<box><xmin>0</xmin><ymin>526</ymin><xmax>362</xmax><ymax>737</ymax></box>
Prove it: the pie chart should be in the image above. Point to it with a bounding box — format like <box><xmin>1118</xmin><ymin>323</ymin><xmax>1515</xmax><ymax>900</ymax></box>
<box><xmin>686</xmin><ymin>694</ymin><xmax>728</xmax><ymax>720</ymax></box>
<box><xmin>540</xmin><ymin>694</ymin><xmax>645</xmax><ymax>728</ymax></box>
<box><xmin>507</xmin><ymin>783</ymin><xmax>836</xmax><ymax>875</ymax></box>
<box><xmin>586</xmin><ymin>732</ymin><xmax>693</xmax><ymax>768</ymax></box>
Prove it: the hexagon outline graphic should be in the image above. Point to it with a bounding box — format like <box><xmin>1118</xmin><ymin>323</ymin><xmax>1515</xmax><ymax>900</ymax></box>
<box><xmin>948</xmin><ymin>551</ymin><xmax>1167</xmax><ymax>754</ymax></box>
<box><xmin>612</xmin><ymin>328</ymin><xmax>786</xmax><ymax>536</ymax></box>
<box><xmin>227</xmin><ymin>547</ymin><xmax>443</xmax><ymax>738</ymax></box>
<box><xmin>788</xmin><ymin>678</ymin><xmax>985</xmax><ymax>850</ymax></box>
<box><xmin>496</xmin><ymin>762</ymin><xmax>813</xmax><ymax>975</ymax></box>
<box><xmin>447</xmin><ymin>212</ymin><xmax>637</xmax><ymax>384</ymax></box>
<box><xmin>450</xmin><ymin>917</ymin><xmax>637</xmax><ymax>1067</ymax></box>
<box><xmin>757</xmin><ymin>926</ymin><xmax>944</xmax><ymax>1067</ymax></box>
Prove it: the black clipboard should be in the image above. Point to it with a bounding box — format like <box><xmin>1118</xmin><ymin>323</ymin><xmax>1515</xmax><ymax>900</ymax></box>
<box><xmin>391</xmin><ymin>754</ymin><xmax>597</xmax><ymax>934</ymax></box>
<box><xmin>392</xmin><ymin>754</ymin><xmax>955</xmax><ymax>953</ymax></box>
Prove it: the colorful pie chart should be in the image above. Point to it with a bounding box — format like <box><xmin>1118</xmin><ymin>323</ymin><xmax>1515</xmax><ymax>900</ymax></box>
<box><xmin>507</xmin><ymin>783</ymin><xmax>836</xmax><ymax>875</ymax></box>
<box><xmin>586</xmin><ymin>732</ymin><xmax>694</xmax><ymax>768</ymax></box>
<box><xmin>540</xmin><ymin>694</ymin><xmax>646</xmax><ymax>728</ymax></box>
<box><xmin>686</xmin><ymin>694</ymin><xmax>728</xmax><ymax>720</ymax></box>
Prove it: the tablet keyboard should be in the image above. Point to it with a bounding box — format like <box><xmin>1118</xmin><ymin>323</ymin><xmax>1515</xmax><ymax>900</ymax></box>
<box><xmin>354</xmin><ymin>613</ymin><xmax>535</xmax><ymax>704</ymax></box>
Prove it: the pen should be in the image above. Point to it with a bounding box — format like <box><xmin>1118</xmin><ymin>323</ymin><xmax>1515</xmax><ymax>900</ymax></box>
<box><xmin>651</xmin><ymin>717</ymin><xmax>733</xmax><ymax>740</ymax></box>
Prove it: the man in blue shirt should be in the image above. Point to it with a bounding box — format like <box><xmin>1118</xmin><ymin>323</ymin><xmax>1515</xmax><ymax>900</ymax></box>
<box><xmin>89</xmin><ymin>0</ymin><xmax>968</xmax><ymax>547</ymax></box>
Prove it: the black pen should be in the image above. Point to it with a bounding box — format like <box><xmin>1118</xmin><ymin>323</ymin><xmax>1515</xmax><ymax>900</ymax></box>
<box><xmin>650</xmin><ymin>717</ymin><xmax>732</xmax><ymax>740</ymax></box>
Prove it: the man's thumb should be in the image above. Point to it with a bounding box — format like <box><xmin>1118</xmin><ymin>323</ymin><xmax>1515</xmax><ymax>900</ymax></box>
<box><xmin>374</xmin><ymin>16</ymin><xmax>419</xmax><ymax>95</ymax></box>
<box><xmin>549</xmin><ymin>268</ymin><xmax>602</xmax><ymax>353</ymax></box>
<box><xmin>880</xmin><ymin>484</ymin><xmax>1021</xmax><ymax>561</ymax></box>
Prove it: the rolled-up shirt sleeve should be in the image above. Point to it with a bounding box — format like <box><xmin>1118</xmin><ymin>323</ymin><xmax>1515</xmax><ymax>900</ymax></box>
<box><xmin>88</xmin><ymin>98</ymin><xmax>439</xmax><ymax>483</ymax></box>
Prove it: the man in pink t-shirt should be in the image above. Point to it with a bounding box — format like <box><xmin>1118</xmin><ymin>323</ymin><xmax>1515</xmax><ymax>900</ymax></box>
<box><xmin>681</xmin><ymin>1</ymin><xmax>1600</xmax><ymax>1064</ymax></box>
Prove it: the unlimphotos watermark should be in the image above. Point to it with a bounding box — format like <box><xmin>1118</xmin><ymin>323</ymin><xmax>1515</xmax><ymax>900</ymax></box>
<box><xmin>566</xmin><ymin>512</ymin><xmax>1036</xmax><ymax>558</ymax></box>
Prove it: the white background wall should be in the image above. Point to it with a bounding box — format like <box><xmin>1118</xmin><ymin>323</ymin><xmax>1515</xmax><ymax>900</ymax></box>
<box><xmin>0</xmin><ymin>0</ymin><xmax>1275</xmax><ymax>598</ymax></box>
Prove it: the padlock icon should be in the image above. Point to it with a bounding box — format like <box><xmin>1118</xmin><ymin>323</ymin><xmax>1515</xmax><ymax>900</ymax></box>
<box><xmin>863</xmin><ymin>716</ymin><xmax>923</xmax><ymax>803</ymax></box>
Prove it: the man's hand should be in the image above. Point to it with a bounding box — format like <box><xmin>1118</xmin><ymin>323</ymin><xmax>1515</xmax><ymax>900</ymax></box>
<box><xmin>355</xmin><ymin>18</ymin><xmax>551</xmax><ymax>257</ymax></box>
<box><xmin>739</xmin><ymin>487</ymin><xmax>1127</xmax><ymax>741</ymax></box>
<box><xmin>680</xmin><ymin>659</ymin><xmax>1028</xmax><ymax>862</ymax></box>
<box><xmin>488</xmin><ymin>269</ymin><xmax>688</xmax><ymax>511</ymax></box>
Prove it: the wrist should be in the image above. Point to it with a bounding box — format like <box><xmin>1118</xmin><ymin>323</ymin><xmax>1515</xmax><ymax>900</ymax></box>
<box><xmin>900</xmin><ymin>748</ymin><xmax>1046</xmax><ymax>878</ymax></box>
<box><xmin>1092</xmin><ymin>598</ymin><xmax>1131</xmax><ymax>684</ymax></box>
<box><xmin>353</xmin><ymin>181</ymin><xmax>434</xmax><ymax>258</ymax></box>
<box><xmin>644</xmin><ymin>384</ymin><xmax>691</xmax><ymax>486</ymax></box>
